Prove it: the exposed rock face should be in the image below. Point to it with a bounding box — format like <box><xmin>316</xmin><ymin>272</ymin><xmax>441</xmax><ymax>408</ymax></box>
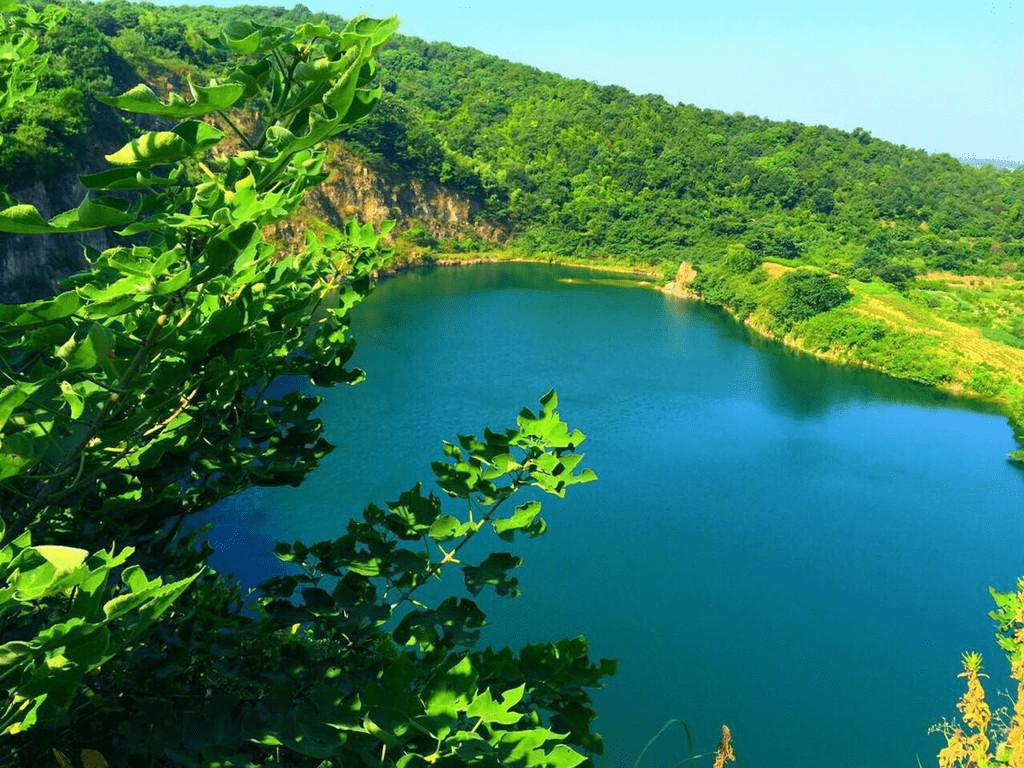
<box><xmin>0</xmin><ymin>143</ymin><xmax>506</xmax><ymax>303</ymax></box>
<box><xmin>0</xmin><ymin>173</ymin><xmax>117</xmax><ymax>303</ymax></box>
<box><xmin>268</xmin><ymin>144</ymin><xmax>509</xmax><ymax>245</ymax></box>
<box><xmin>663</xmin><ymin>260</ymin><xmax>699</xmax><ymax>298</ymax></box>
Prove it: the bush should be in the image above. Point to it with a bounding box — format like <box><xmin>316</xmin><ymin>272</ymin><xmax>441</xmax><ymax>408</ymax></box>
<box><xmin>774</xmin><ymin>270</ymin><xmax>851</xmax><ymax>323</ymax></box>
<box><xmin>853</xmin><ymin>266</ymin><xmax>873</xmax><ymax>282</ymax></box>
<box><xmin>876</xmin><ymin>263</ymin><xmax>917</xmax><ymax>291</ymax></box>
<box><xmin>721</xmin><ymin>242</ymin><xmax>760</xmax><ymax>273</ymax></box>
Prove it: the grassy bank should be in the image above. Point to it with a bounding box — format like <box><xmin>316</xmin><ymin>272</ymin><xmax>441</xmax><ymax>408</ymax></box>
<box><xmin>681</xmin><ymin>257</ymin><xmax>1024</xmax><ymax>461</ymax></box>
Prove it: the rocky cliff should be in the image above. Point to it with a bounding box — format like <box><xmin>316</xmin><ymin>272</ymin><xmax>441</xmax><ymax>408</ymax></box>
<box><xmin>0</xmin><ymin>172</ymin><xmax>118</xmax><ymax>303</ymax></box>
<box><xmin>0</xmin><ymin>143</ymin><xmax>505</xmax><ymax>303</ymax></box>
<box><xmin>269</xmin><ymin>144</ymin><xmax>508</xmax><ymax>246</ymax></box>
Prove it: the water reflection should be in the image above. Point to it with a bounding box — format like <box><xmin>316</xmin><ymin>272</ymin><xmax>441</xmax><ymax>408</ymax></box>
<box><xmin>664</xmin><ymin>291</ymin><xmax>1005</xmax><ymax>421</ymax></box>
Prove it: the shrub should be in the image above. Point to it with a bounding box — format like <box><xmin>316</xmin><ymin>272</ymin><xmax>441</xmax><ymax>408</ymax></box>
<box><xmin>773</xmin><ymin>270</ymin><xmax>851</xmax><ymax>323</ymax></box>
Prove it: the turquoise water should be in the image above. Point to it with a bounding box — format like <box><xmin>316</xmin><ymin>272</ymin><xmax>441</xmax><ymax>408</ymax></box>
<box><xmin>211</xmin><ymin>263</ymin><xmax>1024</xmax><ymax>768</ymax></box>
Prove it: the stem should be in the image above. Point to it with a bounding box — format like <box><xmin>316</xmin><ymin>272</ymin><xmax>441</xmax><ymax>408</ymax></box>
<box><xmin>631</xmin><ymin>719</ymin><xmax>698</xmax><ymax>768</ymax></box>
<box><xmin>277</xmin><ymin>47</ymin><xmax>301</xmax><ymax>114</ymax></box>
<box><xmin>391</xmin><ymin>476</ymin><xmax>523</xmax><ymax>609</ymax></box>
<box><xmin>79</xmin><ymin>371</ymin><xmax>127</xmax><ymax>394</ymax></box>
<box><xmin>217</xmin><ymin>109</ymin><xmax>255</xmax><ymax>150</ymax></box>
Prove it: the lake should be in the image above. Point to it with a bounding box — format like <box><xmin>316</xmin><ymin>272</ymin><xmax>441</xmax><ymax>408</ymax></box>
<box><xmin>210</xmin><ymin>262</ymin><xmax>1024</xmax><ymax>768</ymax></box>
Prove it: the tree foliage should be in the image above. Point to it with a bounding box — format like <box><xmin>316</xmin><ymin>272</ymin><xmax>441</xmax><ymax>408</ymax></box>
<box><xmin>0</xmin><ymin>6</ymin><xmax>612</xmax><ymax>766</ymax></box>
<box><xmin>773</xmin><ymin>270</ymin><xmax>852</xmax><ymax>323</ymax></box>
<box><xmin>5</xmin><ymin>0</ymin><xmax>1024</xmax><ymax>278</ymax></box>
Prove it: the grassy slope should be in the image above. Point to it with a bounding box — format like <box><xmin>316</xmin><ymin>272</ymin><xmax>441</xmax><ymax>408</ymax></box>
<box><xmin>846</xmin><ymin>280</ymin><xmax>1024</xmax><ymax>391</ymax></box>
<box><xmin>743</xmin><ymin>265</ymin><xmax>1024</xmax><ymax>398</ymax></box>
<box><xmin>745</xmin><ymin>267</ymin><xmax>1024</xmax><ymax>461</ymax></box>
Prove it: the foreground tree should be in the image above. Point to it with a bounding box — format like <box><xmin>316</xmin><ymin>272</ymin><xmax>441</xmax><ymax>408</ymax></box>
<box><xmin>0</xmin><ymin>5</ymin><xmax>611</xmax><ymax>765</ymax></box>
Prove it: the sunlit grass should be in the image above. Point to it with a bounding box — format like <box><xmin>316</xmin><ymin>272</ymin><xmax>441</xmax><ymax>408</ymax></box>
<box><xmin>843</xmin><ymin>278</ymin><xmax>1024</xmax><ymax>395</ymax></box>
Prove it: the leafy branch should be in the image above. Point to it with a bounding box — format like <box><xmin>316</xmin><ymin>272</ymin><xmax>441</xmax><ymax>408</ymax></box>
<box><xmin>1</xmin><ymin>7</ymin><xmax>616</xmax><ymax>767</ymax></box>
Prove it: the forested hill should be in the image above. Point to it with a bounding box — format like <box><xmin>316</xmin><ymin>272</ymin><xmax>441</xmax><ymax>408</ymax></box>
<box><xmin>358</xmin><ymin>39</ymin><xmax>1024</xmax><ymax>273</ymax></box>
<box><xmin>4</xmin><ymin>0</ymin><xmax>1024</xmax><ymax>276</ymax></box>
<box><xmin>3</xmin><ymin>0</ymin><xmax>1024</xmax><ymax>434</ymax></box>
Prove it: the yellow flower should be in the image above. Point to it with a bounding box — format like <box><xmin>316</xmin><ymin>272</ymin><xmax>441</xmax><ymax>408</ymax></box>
<box><xmin>712</xmin><ymin>724</ymin><xmax>736</xmax><ymax>768</ymax></box>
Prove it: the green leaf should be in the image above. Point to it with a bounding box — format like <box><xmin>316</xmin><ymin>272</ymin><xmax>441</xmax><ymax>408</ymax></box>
<box><xmin>48</xmin><ymin>197</ymin><xmax>134</xmax><ymax>231</ymax></box>
<box><xmin>32</xmin><ymin>546</ymin><xmax>88</xmax><ymax>575</ymax></box>
<box><xmin>204</xmin><ymin>305</ymin><xmax>243</xmax><ymax>345</ymax></box>
<box><xmin>301</xmin><ymin>587</ymin><xmax>335</xmax><ymax>613</ymax></box>
<box><xmin>294</xmin><ymin>57</ymin><xmax>352</xmax><ymax>83</ymax></box>
<box><xmin>466</xmin><ymin>687</ymin><xmax>522</xmax><ymax>726</ymax></box>
<box><xmin>0</xmin><ymin>290</ymin><xmax>78</xmax><ymax>325</ymax></box>
<box><xmin>12</xmin><ymin>561</ymin><xmax>57</xmax><ymax>600</ymax></box>
<box><xmin>171</xmin><ymin>120</ymin><xmax>224</xmax><ymax>153</ymax></box>
<box><xmin>105</xmin><ymin>131</ymin><xmax>192</xmax><ymax>167</ymax></box>
<box><xmin>0</xmin><ymin>432</ymin><xmax>39</xmax><ymax>480</ymax></box>
<box><xmin>0</xmin><ymin>197</ymin><xmax>131</xmax><ymax>234</ymax></box>
<box><xmin>56</xmin><ymin>325</ymin><xmax>114</xmax><ymax>373</ymax></box>
<box><xmin>99</xmin><ymin>81</ymin><xmax>245</xmax><ymax>118</ymax></box>
<box><xmin>147</xmin><ymin>266</ymin><xmax>191</xmax><ymax>296</ymax></box>
<box><xmin>0</xmin><ymin>382</ymin><xmax>38</xmax><ymax>430</ymax></box>
<box><xmin>343</xmin><ymin>15</ymin><xmax>399</xmax><ymax>48</ymax></box>
<box><xmin>192</xmin><ymin>222</ymin><xmax>258</xmax><ymax>283</ymax></box>
<box><xmin>62</xmin><ymin>625</ymin><xmax>111</xmax><ymax>670</ymax></box>
<box><xmin>231</xmin><ymin>59</ymin><xmax>271</xmax><ymax>97</ymax></box>
<box><xmin>79</xmin><ymin>167</ymin><xmax>170</xmax><ymax>191</ymax></box>
<box><xmin>544</xmin><ymin>744</ymin><xmax>587</xmax><ymax>768</ymax></box>
<box><xmin>58</xmin><ymin>382</ymin><xmax>84</xmax><ymax>420</ymax></box>
<box><xmin>428</xmin><ymin>515</ymin><xmax>466</xmax><ymax>540</ymax></box>
<box><xmin>424</xmin><ymin>686</ymin><xmax>460</xmax><ymax>720</ymax></box>
<box><xmin>221</xmin><ymin>20</ymin><xmax>261</xmax><ymax>53</ymax></box>
<box><xmin>463</xmin><ymin>552</ymin><xmax>522</xmax><ymax>597</ymax></box>
<box><xmin>0</xmin><ymin>203</ymin><xmax>49</xmax><ymax>233</ymax></box>
<box><xmin>539</xmin><ymin>389</ymin><xmax>558</xmax><ymax>411</ymax></box>
<box><xmin>493</xmin><ymin>501</ymin><xmax>544</xmax><ymax>541</ymax></box>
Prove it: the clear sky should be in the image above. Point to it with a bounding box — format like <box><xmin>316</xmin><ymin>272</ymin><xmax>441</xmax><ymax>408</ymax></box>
<box><xmin>205</xmin><ymin>0</ymin><xmax>1023</xmax><ymax>160</ymax></box>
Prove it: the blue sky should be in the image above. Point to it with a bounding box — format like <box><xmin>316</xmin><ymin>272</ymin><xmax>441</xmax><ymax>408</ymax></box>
<box><xmin>207</xmin><ymin>0</ymin><xmax>1023</xmax><ymax>160</ymax></box>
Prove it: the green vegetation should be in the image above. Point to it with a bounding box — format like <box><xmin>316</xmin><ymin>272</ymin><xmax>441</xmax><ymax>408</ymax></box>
<box><xmin>0</xmin><ymin>7</ymin><xmax>618</xmax><ymax>766</ymax></box>
<box><xmin>5</xmin><ymin>0</ymin><xmax>1021</xmax><ymax>444</ymax></box>
<box><xmin>2</xmin><ymin>2</ymin><xmax>1024</xmax><ymax>765</ymax></box>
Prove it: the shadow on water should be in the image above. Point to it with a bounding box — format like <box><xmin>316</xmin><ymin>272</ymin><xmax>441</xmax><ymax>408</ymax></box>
<box><xmin>667</xmin><ymin>294</ymin><xmax>1007</xmax><ymax>421</ymax></box>
<box><xmin>204</xmin><ymin>490</ymin><xmax>293</xmax><ymax>587</ymax></box>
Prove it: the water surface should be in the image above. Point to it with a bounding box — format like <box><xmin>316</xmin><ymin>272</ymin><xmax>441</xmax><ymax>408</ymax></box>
<box><xmin>212</xmin><ymin>263</ymin><xmax>1024</xmax><ymax>768</ymax></box>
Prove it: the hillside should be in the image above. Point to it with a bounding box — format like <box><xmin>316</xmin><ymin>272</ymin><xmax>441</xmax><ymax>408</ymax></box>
<box><xmin>1</xmin><ymin>0</ymin><xmax>1022</xmax><ymax>451</ymax></box>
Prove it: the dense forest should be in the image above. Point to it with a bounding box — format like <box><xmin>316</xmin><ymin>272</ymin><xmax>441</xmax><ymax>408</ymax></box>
<box><xmin>1</xmin><ymin>2</ymin><xmax>1024</xmax><ymax>766</ymax></box>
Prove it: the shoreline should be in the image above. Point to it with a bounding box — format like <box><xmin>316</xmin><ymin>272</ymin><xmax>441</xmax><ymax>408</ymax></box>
<box><xmin>379</xmin><ymin>251</ymin><xmax>668</xmax><ymax>283</ymax></box>
<box><xmin>378</xmin><ymin>250</ymin><xmax>1023</xmax><ymax>438</ymax></box>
